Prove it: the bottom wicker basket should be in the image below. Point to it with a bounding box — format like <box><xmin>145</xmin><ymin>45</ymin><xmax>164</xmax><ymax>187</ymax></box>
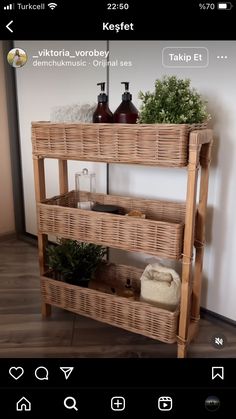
<box><xmin>41</xmin><ymin>263</ymin><xmax>179</xmax><ymax>344</ymax></box>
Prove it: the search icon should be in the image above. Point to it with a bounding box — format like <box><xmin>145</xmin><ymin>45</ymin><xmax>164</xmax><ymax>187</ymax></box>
<box><xmin>64</xmin><ymin>396</ymin><xmax>78</xmax><ymax>411</ymax></box>
<box><xmin>35</xmin><ymin>366</ymin><xmax>49</xmax><ymax>381</ymax></box>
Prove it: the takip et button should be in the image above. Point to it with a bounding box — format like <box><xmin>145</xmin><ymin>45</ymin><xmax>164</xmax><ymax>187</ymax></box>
<box><xmin>162</xmin><ymin>47</ymin><xmax>209</xmax><ymax>68</ymax></box>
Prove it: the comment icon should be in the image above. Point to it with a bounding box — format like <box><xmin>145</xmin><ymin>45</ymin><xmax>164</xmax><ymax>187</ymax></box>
<box><xmin>35</xmin><ymin>366</ymin><xmax>49</xmax><ymax>381</ymax></box>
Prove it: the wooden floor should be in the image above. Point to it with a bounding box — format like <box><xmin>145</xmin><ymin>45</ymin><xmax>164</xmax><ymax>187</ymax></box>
<box><xmin>0</xmin><ymin>238</ymin><xmax>235</xmax><ymax>358</ymax></box>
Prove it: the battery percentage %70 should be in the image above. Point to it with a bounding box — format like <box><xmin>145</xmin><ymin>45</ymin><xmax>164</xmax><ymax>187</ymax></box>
<box><xmin>199</xmin><ymin>2</ymin><xmax>233</xmax><ymax>10</ymax></box>
<box><xmin>199</xmin><ymin>3</ymin><xmax>215</xmax><ymax>9</ymax></box>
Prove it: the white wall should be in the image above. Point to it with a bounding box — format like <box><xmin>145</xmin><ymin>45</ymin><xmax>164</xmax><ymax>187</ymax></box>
<box><xmin>15</xmin><ymin>40</ymin><xmax>236</xmax><ymax>321</ymax></box>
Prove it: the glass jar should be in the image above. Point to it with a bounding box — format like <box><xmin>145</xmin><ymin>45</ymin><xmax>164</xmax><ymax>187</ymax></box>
<box><xmin>75</xmin><ymin>168</ymin><xmax>96</xmax><ymax>210</ymax></box>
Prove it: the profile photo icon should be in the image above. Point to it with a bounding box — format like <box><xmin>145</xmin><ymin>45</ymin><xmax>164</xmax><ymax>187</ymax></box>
<box><xmin>7</xmin><ymin>48</ymin><xmax>28</xmax><ymax>68</ymax></box>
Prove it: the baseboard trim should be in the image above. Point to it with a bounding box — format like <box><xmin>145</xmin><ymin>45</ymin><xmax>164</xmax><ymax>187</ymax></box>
<box><xmin>0</xmin><ymin>232</ymin><xmax>16</xmax><ymax>242</ymax></box>
<box><xmin>17</xmin><ymin>232</ymin><xmax>37</xmax><ymax>246</ymax></box>
<box><xmin>201</xmin><ymin>307</ymin><xmax>236</xmax><ymax>327</ymax></box>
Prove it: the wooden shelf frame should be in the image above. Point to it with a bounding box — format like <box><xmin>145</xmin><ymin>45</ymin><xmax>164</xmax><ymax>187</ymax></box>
<box><xmin>33</xmin><ymin>125</ymin><xmax>213</xmax><ymax>358</ymax></box>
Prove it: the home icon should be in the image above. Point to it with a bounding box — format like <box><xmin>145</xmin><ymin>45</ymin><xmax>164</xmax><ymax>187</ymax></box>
<box><xmin>16</xmin><ymin>397</ymin><xmax>31</xmax><ymax>412</ymax></box>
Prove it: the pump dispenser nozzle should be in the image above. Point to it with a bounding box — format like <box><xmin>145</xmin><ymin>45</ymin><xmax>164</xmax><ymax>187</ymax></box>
<box><xmin>97</xmin><ymin>82</ymin><xmax>108</xmax><ymax>103</ymax></box>
<box><xmin>97</xmin><ymin>82</ymin><xmax>105</xmax><ymax>92</ymax></box>
<box><xmin>93</xmin><ymin>82</ymin><xmax>113</xmax><ymax>123</ymax></box>
<box><xmin>121</xmin><ymin>81</ymin><xmax>132</xmax><ymax>101</ymax></box>
<box><xmin>121</xmin><ymin>82</ymin><xmax>129</xmax><ymax>91</ymax></box>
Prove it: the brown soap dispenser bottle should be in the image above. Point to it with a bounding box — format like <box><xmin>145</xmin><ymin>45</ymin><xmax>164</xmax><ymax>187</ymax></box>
<box><xmin>93</xmin><ymin>82</ymin><xmax>113</xmax><ymax>123</ymax></box>
<box><xmin>113</xmin><ymin>82</ymin><xmax>139</xmax><ymax>124</ymax></box>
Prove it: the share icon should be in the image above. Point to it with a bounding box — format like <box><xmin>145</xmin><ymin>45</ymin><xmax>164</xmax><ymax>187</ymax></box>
<box><xmin>60</xmin><ymin>367</ymin><xmax>74</xmax><ymax>380</ymax></box>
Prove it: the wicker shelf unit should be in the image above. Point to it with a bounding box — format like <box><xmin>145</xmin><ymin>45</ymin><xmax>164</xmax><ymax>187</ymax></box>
<box><xmin>32</xmin><ymin>122</ymin><xmax>213</xmax><ymax>358</ymax></box>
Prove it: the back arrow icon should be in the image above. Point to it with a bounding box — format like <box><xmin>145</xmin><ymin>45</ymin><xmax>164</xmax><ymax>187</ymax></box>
<box><xmin>6</xmin><ymin>20</ymin><xmax>13</xmax><ymax>33</ymax></box>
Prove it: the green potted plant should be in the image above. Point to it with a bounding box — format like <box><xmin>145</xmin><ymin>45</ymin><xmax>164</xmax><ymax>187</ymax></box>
<box><xmin>138</xmin><ymin>75</ymin><xmax>210</xmax><ymax>124</ymax></box>
<box><xmin>46</xmin><ymin>239</ymin><xmax>106</xmax><ymax>287</ymax></box>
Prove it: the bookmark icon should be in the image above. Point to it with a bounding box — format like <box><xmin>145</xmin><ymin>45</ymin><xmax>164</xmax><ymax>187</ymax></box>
<box><xmin>212</xmin><ymin>366</ymin><xmax>224</xmax><ymax>380</ymax></box>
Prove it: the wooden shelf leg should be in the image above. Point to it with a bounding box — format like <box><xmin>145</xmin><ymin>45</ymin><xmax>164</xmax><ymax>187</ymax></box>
<box><xmin>41</xmin><ymin>299</ymin><xmax>51</xmax><ymax>319</ymax></box>
<box><xmin>58</xmin><ymin>159</ymin><xmax>68</xmax><ymax>194</ymax></box>
<box><xmin>38</xmin><ymin>234</ymin><xmax>51</xmax><ymax>319</ymax></box>
<box><xmin>191</xmin><ymin>140</ymin><xmax>213</xmax><ymax>327</ymax></box>
<box><xmin>33</xmin><ymin>157</ymin><xmax>51</xmax><ymax>319</ymax></box>
<box><xmin>178</xmin><ymin>140</ymin><xmax>200</xmax><ymax>358</ymax></box>
<box><xmin>177</xmin><ymin>341</ymin><xmax>188</xmax><ymax>358</ymax></box>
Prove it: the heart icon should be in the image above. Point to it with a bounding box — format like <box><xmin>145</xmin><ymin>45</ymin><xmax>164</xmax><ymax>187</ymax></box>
<box><xmin>9</xmin><ymin>366</ymin><xmax>24</xmax><ymax>380</ymax></box>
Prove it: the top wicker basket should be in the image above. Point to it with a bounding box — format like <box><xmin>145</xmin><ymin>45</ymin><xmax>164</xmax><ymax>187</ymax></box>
<box><xmin>32</xmin><ymin>122</ymin><xmax>206</xmax><ymax>167</ymax></box>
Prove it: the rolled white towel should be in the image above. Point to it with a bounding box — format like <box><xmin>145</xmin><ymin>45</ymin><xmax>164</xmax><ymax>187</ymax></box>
<box><xmin>50</xmin><ymin>103</ymin><xmax>97</xmax><ymax>123</ymax></box>
<box><xmin>140</xmin><ymin>263</ymin><xmax>181</xmax><ymax>311</ymax></box>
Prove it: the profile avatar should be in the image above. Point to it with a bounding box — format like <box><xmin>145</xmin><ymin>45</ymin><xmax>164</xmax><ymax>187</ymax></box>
<box><xmin>7</xmin><ymin>48</ymin><xmax>28</xmax><ymax>68</ymax></box>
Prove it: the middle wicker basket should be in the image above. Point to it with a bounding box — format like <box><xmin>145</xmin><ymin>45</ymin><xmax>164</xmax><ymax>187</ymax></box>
<box><xmin>37</xmin><ymin>191</ymin><xmax>185</xmax><ymax>260</ymax></box>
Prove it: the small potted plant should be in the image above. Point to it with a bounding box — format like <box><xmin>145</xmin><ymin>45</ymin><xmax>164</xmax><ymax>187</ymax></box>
<box><xmin>46</xmin><ymin>238</ymin><xmax>106</xmax><ymax>287</ymax></box>
<box><xmin>138</xmin><ymin>75</ymin><xmax>210</xmax><ymax>124</ymax></box>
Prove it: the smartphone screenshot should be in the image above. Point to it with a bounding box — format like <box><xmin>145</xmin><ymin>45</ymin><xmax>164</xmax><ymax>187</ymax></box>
<box><xmin>0</xmin><ymin>1</ymin><xmax>235</xmax><ymax>416</ymax></box>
